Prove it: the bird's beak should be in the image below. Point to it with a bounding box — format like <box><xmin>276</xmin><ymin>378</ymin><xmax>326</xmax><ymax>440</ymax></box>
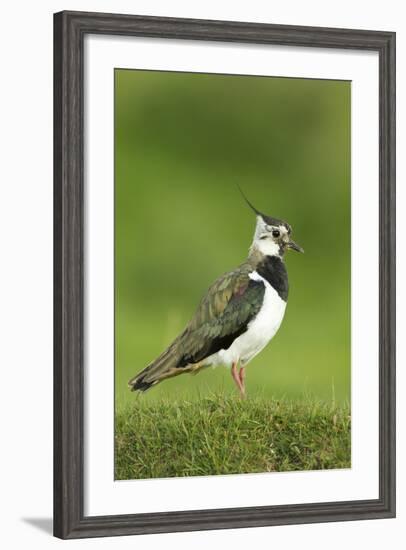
<box><xmin>286</xmin><ymin>239</ymin><xmax>304</xmax><ymax>253</ymax></box>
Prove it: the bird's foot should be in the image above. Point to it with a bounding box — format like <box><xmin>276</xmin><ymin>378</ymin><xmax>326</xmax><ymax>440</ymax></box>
<box><xmin>239</xmin><ymin>367</ymin><xmax>246</xmax><ymax>399</ymax></box>
<box><xmin>231</xmin><ymin>362</ymin><xmax>246</xmax><ymax>399</ymax></box>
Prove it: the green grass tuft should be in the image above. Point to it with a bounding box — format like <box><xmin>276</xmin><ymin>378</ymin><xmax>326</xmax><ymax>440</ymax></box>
<box><xmin>115</xmin><ymin>394</ymin><xmax>351</xmax><ymax>480</ymax></box>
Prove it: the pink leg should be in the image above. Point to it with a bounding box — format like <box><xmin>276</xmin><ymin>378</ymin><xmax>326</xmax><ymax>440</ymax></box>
<box><xmin>239</xmin><ymin>366</ymin><xmax>246</xmax><ymax>397</ymax></box>
<box><xmin>231</xmin><ymin>361</ymin><xmax>245</xmax><ymax>398</ymax></box>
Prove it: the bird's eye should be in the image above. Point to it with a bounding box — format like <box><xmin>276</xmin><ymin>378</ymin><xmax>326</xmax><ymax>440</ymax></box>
<box><xmin>272</xmin><ymin>229</ymin><xmax>280</xmax><ymax>238</ymax></box>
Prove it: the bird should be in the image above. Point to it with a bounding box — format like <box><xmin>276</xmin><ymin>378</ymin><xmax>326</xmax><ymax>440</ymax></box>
<box><xmin>128</xmin><ymin>192</ymin><xmax>303</xmax><ymax>398</ymax></box>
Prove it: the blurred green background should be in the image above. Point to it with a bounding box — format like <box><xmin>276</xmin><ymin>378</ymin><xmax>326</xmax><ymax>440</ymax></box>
<box><xmin>115</xmin><ymin>69</ymin><xmax>350</xmax><ymax>408</ymax></box>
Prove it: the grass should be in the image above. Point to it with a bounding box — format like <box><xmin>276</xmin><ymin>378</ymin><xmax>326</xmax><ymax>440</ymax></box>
<box><xmin>115</xmin><ymin>394</ymin><xmax>351</xmax><ymax>480</ymax></box>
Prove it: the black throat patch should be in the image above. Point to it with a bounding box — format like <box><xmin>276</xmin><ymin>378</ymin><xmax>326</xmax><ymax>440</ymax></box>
<box><xmin>256</xmin><ymin>256</ymin><xmax>289</xmax><ymax>301</ymax></box>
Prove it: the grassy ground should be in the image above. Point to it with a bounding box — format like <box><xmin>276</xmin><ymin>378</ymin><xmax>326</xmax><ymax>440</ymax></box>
<box><xmin>115</xmin><ymin>394</ymin><xmax>351</xmax><ymax>480</ymax></box>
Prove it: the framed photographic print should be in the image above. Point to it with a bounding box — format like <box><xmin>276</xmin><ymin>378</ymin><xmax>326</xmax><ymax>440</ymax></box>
<box><xmin>54</xmin><ymin>10</ymin><xmax>396</xmax><ymax>539</ymax></box>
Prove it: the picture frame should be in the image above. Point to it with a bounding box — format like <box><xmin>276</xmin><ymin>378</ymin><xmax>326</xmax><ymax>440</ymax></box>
<box><xmin>53</xmin><ymin>10</ymin><xmax>396</xmax><ymax>539</ymax></box>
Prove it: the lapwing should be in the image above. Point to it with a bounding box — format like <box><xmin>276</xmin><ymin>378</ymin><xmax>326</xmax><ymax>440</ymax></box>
<box><xmin>128</xmin><ymin>193</ymin><xmax>303</xmax><ymax>397</ymax></box>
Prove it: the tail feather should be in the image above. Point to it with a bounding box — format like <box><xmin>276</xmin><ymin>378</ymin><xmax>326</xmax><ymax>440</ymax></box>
<box><xmin>128</xmin><ymin>375</ymin><xmax>156</xmax><ymax>392</ymax></box>
<box><xmin>128</xmin><ymin>339</ymin><xmax>183</xmax><ymax>392</ymax></box>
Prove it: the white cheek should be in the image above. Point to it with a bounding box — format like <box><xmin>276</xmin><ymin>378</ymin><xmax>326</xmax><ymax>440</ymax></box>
<box><xmin>256</xmin><ymin>238</ymin><xmax>280</xmax><ymax>256</ymax></box>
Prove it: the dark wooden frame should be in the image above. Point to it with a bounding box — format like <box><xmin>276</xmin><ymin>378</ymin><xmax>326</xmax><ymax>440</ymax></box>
<box><xmin>54</xmin><ymin>10</ymin><xmax>396</xmax><ymax>539</ymax></box>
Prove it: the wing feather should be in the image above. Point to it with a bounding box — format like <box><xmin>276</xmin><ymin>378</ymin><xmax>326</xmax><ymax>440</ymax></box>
<box><xmin>179</xmin><ymin>270</ymin><xmax>264</xmax><ymax>365</ymax></box>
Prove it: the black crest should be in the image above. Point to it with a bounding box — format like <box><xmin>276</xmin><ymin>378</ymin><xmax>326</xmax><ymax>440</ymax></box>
<box><xmin>238</xmin><ymin>186</ymin><xmax>290</xmax><ymax>231</ymax></box>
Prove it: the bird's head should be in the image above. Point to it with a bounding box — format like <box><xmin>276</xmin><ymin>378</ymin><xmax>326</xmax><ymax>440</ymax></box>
<box><xmin>239</xmin><ymin>188</ymin><xmax>304</xmax><ymax>258</ymax></box>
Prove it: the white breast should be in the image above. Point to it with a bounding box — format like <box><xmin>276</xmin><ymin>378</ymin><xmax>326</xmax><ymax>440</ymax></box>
<box><xmin>204</xmin><ymin>271</ymin><xmax>287</xmax><ymax>368</ymax></box>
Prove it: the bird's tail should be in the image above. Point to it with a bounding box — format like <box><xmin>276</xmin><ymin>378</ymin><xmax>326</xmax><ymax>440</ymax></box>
<box><xmin>128</xmin><ymin>340</ymin><xmax>184</xmax><ymax>392</ymax></box>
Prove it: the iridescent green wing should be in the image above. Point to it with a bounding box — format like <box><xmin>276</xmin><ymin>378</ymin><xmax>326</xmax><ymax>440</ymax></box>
<box><xmin>128</xmin><ymin>263</ymin><xmax>266</xmax><ymax>390</ymax></box>
<box><xmin>177</xmin><ymin>264</ymin><xmax>266</xmax><ymax>367</ymax></box>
